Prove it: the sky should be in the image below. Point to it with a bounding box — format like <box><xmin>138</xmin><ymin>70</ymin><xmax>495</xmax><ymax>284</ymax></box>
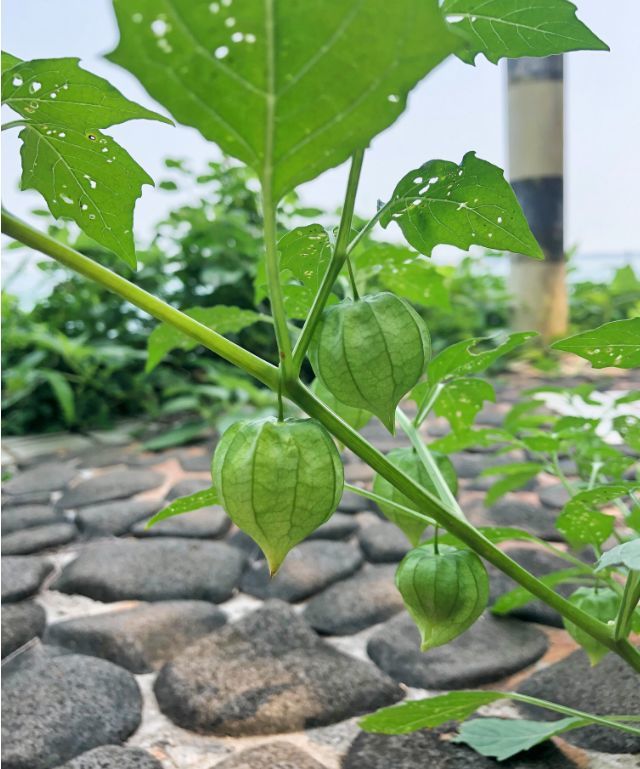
<box><xmin>2</xmin><ymin>0</ymin><xmax>639</xmax><ymax>263</ymax></box>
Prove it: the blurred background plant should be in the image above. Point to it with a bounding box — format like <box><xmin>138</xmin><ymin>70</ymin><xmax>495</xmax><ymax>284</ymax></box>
<box><xmin>3</xmin><ymin>157</ymin><xmax>639</xmax><ymax>442</ymax></box>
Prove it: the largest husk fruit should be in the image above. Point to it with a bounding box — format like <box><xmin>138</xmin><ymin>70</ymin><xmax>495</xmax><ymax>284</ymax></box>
<box><xmin>212</xmin><ymin>417</ymin><xmax>343</xmax><ymax>574</ymax></box>
<box><xmin>310</xmin><ymin>292</ymin><xmax>430</xmax><ymax>433</ymax></box>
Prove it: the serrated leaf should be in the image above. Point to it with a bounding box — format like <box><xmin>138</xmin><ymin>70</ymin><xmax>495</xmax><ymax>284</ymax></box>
<box><xmin>1</xmin><ymin>56</ymin><xmax>170</xmax><ymax>127</ymax></box>
<box><xmin>146</xmin><ymin>306</ymin><xmax>267</xmax><ymax>372</ymax></box>
<box><xmin>146</xmin><ymin>485</ymin><xmax>219</xmax><ymax>528</ymax></box>
<box><xmin>434</xmin><ymin>377</ymin><xmax>495</xmax><ymax>432</ymax></box>
<box><xmin>381</xmin><ymin>152</ymin><xmax>543</xmax><ymax>258</ymax></box>
<box><xmin>491</xmin><ymin>567</ymin><xmax>586</xmax><ymax>615</ymax></box>
<box><xmin>18</xmin><ymin>125</ymin><xmax>152</xmax><ymax>269</ymax></box>
<box><xmin>556</xmin><ymin>485</ymin><xmax>627</xmax><ymax>548</ymax></box>
<box><xmin>595</xmin><ymin>539</ymin><xmax>640</xmax><ymax>573</ymax></box>
<box><xmin>108</xmin><ymin>0</ymin><xmax>461</xmax><ymax>201</ymax></box>
<box><xmin>551</xmin><ymin>318</ymin><xmax>640</xmax><ymax>369</ymax></box>
<box><xmin>361</xmin><ymin>690</ymin><xmax>502</xmax><ymax>734</ymax></box>
<box><xmin>442</xmin><ymin>0</ymin><xmax>608</xmax><ymax>64</ymax></box>
<box><xmin>453</xmin><ymin>717</ymin><xmax>586</xmax><ymax>761</ymax></box>
<box><xmin>429</xmin><ymin>332</ymin><xmax>537</xmax><ymax>385</ymax></box>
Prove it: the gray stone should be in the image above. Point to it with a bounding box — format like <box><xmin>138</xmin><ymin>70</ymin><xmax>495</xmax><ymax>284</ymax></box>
<box><xmin>3</xmin><ymin>462</ymin><xmax>77</xmax><ymax>496</ymax></box>
<box><xmin>1</xmin><ymin>654</ymin><xmax>141</xmax><ymax>769</ymax></box>
<box><xmin>75</xmin><ymin>500</ymin><xmax>160</xmax><ymax>537</ymax></box>
<box><xmin>2</xmin><ymin>490</ymin><xmax>52</xmax><ymax>506</ymax></box>
<box><xmin>1</xmin><ymin>601</ymin><xmax>46</xmax><ymax>657</ymax></box>
<box><xmin>306</xmin><ymin>512</ymin><xmax>359</xmax><ymax>541</ymax></box>
<box><xmin>1</xmin><ymin>504</ymin><xmax>64</xmax><ymax>534</ymax></box>
<box><xmin>46</xmin><ymin>601</ymin><xmax>226</xmax><ymax>673</ymax></box>
<box><xmin>1</xmin><ymin>556</ymin><xmax>54</xmax><ymax>603</ymax></box>
<box><xmin>55</xmin><ymin>746</ymin><xmax>162</xmax><ymax>769</ymax></box>
<box><xmin>241</xmin><ymin>540</ymin><xmax>363</xmax><ymax>602</ymax></box>
<box><xmin>1</xmin><ymin>522</ymin><xmax>77</xmax><ymax>555</ymax></box>
<box><xmin>358</xmin><ymin>521</ymin><xmax>411</xmax><ymax>563</ymax></box>
<box><xmin>451</xmin><ymin>451</ymin><xmax>517</xmax><ymax>479</ymax></box>
<box><xmin>166</xmin><ymin>477</ymin><xmax>212</xmax><ymax>501</ymax></box>
<box><xmin>78</xmin><ymin>446</ymin><xmax>133</xmax><ymax>469</ymax></box>
<box><xmin>215</xmin><ymin>742</ymin><xmax>328</xmax><ymax>768</ymax></box>
<box><xmin>226</xmin><ymin>529</ymin><xmax>263</xmax><ymax>560</ymax></box>
<box><xmin>538</xmin><ymin>483</ymin><xmax>571</xmax><ymax>509</ymax></box>
<box><xmin>304</xmin><ymin>565</ymin><xmax>403</xmax><ymax>635</ymax></box>
<box><xmin>343</xmin><ymin>727</ymin><xmax>577</xmax><ymax>769</ymax></box>
<box><xmin>178</xmin><ymin>452</ymin><xmax>211</xmax><ymax>472</ymax></box>
<box><xmin>517</xmin><ymin>649</ymin><xmax>640</xmax><ymax>753</ymax></box>
<box><xmin>53</xmin><ymin>538</ymin><xmax>246</xmax><ymax>603</ymax></box>
<box><xmin>338</xmin><ymin>489</ymin><xmax>371</xmax><ymax>513</ymax></box>
<box><xmin>131</xmin><ymin>507</ymin><xmax>230</xmax><ymax>539</ymax></box>
<box><xmin>367</xmin><ymin>612</ymin><xmax>548</xmax><ymax>689</ymax></box>
<box><xmin>154</xmin><ymin>601</ymin><xmax>402</xmax><ymax>736</ymax></box>
<box><xmin>57</xmin><ymin>469</ymin><xmax>163</xmax><ymax>509</ymax></box>
<box><xmin>468</xmin><ymin>495</ymin><xmax>562</xmax><ymax>541</ymax></box>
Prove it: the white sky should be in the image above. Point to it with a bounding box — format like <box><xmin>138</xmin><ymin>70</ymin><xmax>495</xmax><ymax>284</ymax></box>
<box><xmin>2</xmin><ymin>0</ymin><xmax>639</xmax><ymax>257</ymax></box>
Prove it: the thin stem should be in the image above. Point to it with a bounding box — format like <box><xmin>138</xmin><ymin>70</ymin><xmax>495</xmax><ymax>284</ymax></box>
<box><xmin>292</xmin><ymin>149</ymin><xmax>365</xmax><ymax>371</ymax></box>
<box><xmin>344</xmin><ymin>482</ymin><xmax>435</xmax><ymax>528</ymax></box>
<box><xmin>614</xmin><ymin>571</ymin><xmax>640</xmax><ymax>641</ymax></box>
<box><xmin>346</xmin><ymin>257</ymin><xmax>360</xmax><ymax>300</ymax></box>
<box><xmin>2</xmin><ymin>120</ymin><xmax>27</xmax><ymax>132</ymax></box>
<box><xmin>1</xmin><ymin>209</ymin><xmax>279</xmax><ymax>391</ymax></box>
<box><xmin>551</xmin><ymin>451</ymin><xmax>577</xmax><ymax>496</ymax></box>
<box><xmin>414</xmin><ymin>382</ymin><xmax>444</xmax><ymax>426</ymax></box>
<box><xmin>346</xmin><ymin>201</ymin><xmax>392</xmax><ymax>256</ymax></box>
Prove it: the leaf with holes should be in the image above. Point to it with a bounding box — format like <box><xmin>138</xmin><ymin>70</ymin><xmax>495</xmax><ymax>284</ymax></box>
<box><xmin>108</xmin><ymin>0</ymin><xmax>461</xmax><ymax>201</ymax></box>
<box><xmin>146</xmin><ymin>306</ymin><xmax>267</xmax><ymax>372</ymax></box>
<box><xmin>434</xmin><ymin>377</ymin><xmax>495</xmax><ymax>432</ymax></box>
<box><xmin>146</xmin><ymin>485</ymin><xmax>220</xmax><ymax>528</ymax></box>
<box><xmin>381</xmin><ymin>153</ymin><xmax>542</xmax><ymax>258</ymax></box>
<box><xmin>442</xmin><ymin>0</ymin><xmax>607</xmax><ymax>64</ymax></box>
<box><xmin>556</xmin><ymin>485</ymin><xmax>628</xmax><ymax>548</ymax></box>
<box><xmin>552</xmin><ymin>318</ymin><xmax>640</xmax><ymax>369</ymax></box>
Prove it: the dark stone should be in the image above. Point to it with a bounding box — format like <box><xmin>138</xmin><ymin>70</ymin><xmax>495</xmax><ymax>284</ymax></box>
<box><xmin>304</xmin><ymin>565</ymin><xmax>403</xmax><ymax>635</ymax></box>
<box><xmin>241</xmin><ymin>540</ymin><xmax>363</xmax><ymax>602</ymax></box>
<box><xmin>178</xmin><ymin>452</ymin><xmax>211</xmax><ymax>472</ymax></box>
<box><xmin>1</xmin><ymin>522</ymin><xmax>77</xmax><ymax>555</ymax></box>
<box><xmin>306</xmin><ymin>512</ymin><xmax>359</xmax><ymax>541</ymax></box>
<box><xmin>538</xmin><ymin>483</ymin><xmax>570</xmax><ymax>510</ymax></box>
<box><xmin>1</xmin><ymin>504</ymin><xmax>64</xmax><ymax>534</ymax></box>
<box><xmin>1</xmin><ymin>653</ymin><xmax>141</xmax><ymax>769</ymax></box>
<box><xmin>131</xmin><ymin>507</ymin><xmax>230</xmax><ymax>539</ymax></box>
<box><xmin>166</xmin><ymin>477</ymin><xmax>212</xmax><ymax>501</ymax></box>
<box><xmin>53</xmin><ymin>538</ymin><xmax>246</xmax><ymax>603</ymax></box>
<box><xmin>75</xmin><ymin>500</ymin><xmax>160</xmax><ymax>537</ymax></box>
<box><xmin>1</xmin><ymin>601</ymin><xmax>46</xmax><ymax>657</ymax></box>
<box><xmin>154</xmin><ymin>601</ymin><xmax>402</xmax><ymax>736</ymax></box>
<box><xmin>215</xmin><ymin>742</ymin><xmax>328</xmax><ymax>768</ymax></box>
<box><xmin>226</xmin><ymin>529</ymin><xmax>263</xmax><ymax>560</ymax></box>
<box><xmin>488</xmin><ymin>547</ymin><xmax>575</xmax><ymax>627</ymax></box>
<box><xmin>57</xmin><ymin>470</ymin><xmax>163</xmax><ymax>509</ymax></box>
<box><xmin>367</xmin><ymin>612</ymin><xmax>548</xmax><ymax>689</ymax></box>
<box><xmin>358</xmin><ymin>521</ymin><xmax>411</xmax><ymax>563</ymax></box>
<box><xmin>338</xmin><ymin>489</ymin><xmax>371</xmax><ymax>513</ymax></box>
<box><xmin>468</xmin><ymin>495</ymin><xmax>562</xmax><ymax>541</ymax></box>
<box><xmin>55</xmin><ymin>746</ymin><xmax>163</xmax><ymax>769</ymax></box>
<box><xmin>2</xmin><ymin>462</ymin><xmax>77</xmax><ymax>496</ymax></box>
<box><xmin>46</xmin><ymin>601</ymin><xmax>226</xmax><ymax>673</ymax></box>
<box><xmin>343</xmin><ymin>727</ymin><xmax>578</xmax><ymax>769</ymax></box>
<box><xmin>1</xmin><ymin>556</ymin><xmax>54</xmax><ymax>603</ymax></box>
<box><xmin>517</xmin><ymin>649</ymin><xmax>640</xmax><ymax>753</ymax></box>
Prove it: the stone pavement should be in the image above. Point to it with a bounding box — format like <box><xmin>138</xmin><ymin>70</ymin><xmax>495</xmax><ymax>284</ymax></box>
<box><xmin>1</xmin><ymin>371</ymin><xmax>639</xmax><ymax>769</ymax></box>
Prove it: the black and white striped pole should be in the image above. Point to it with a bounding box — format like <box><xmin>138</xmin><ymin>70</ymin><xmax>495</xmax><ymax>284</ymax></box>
<box><xmin>507</xmin><ymin>55</ymin><xmax>567</xmax><ymax>340</ymax></box>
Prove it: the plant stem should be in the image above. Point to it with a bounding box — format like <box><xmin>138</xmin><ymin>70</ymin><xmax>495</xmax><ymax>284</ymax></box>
<box><xmin>614</xmin><ymin>571</ymin><xmax>640</xmax><ymax>641</ymax></box>
<box><xmin>292</xmin><ymin>149</ymin><xmax>365</xmax><ymax>371</ymax></box>
<box><xmin>346</xmin><ymin>257</ymin><xmax>360</xmax><ymax>300</ymax></box>
<box><xmin>414</xmin><ymin>382</ymin><xmax>443</xmax><ymax>426</ymax></box>
<box><xmin>344</xmin><ymin>482</ymin><xmax>435</xmax><ymax>528</ymax></box>
<box><xmin>2</xmin><ymin>120</ymin><xmax>27</xmax><ymax>132</ymax></box>
<box><xmin>346</xmin><ymin>201</ymin><xmax>391</xmax><ymax>256</ymax></box>
<box><xmin>1</xmin><ymin>209</ymin><xmax>279</xmax><ymax>391</ymax></box>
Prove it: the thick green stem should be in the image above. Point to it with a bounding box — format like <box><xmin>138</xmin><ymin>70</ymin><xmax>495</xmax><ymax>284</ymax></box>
<box><xmin>1</xmin><ymin>210</ymin><xmax>279</xmax><ymax>391</ymax></box>
<box><xmin>292</xmin><ymin>149</ymin><xmax>365</xmax><ymax>371</ymax></box>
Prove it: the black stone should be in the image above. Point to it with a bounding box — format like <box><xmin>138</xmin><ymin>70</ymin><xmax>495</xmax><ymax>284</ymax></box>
<box><xmin>304</xmin><ymin>565</ymin><xmax>403</xmax><ymax>635</ymax></box>
<box><xmin>46</xmin><ymin>600</ymin><xmax>226</xmax><ymax>673</ymax></box>
<box><xmin>2</xmin><ymin>462</ymin><xmax>77</xmax><ymax>496</ymax></box>
<box><xmin>55</xmin><ymin>746</ymin><xmax>162</xmax><ymax>769</ymax></box>
<box><xmin>517</xmin><ymin>649</ymin><xmax>640</xmax><ymax>753</ymax></box>
<box><xmin>241</xmin><ymin>540</ymin><xmax>363</xmax><ymax>602</ymax></box>
<box><xmin>1</xmin><ymin>653</ymin><xmax>142</xmax><ymax>769</ymax></box>
<box><xmin>1</xmin><ymin>522</ymin><xmax>77</xmax><ymax>555</ymax></box>
<box><xmin>131</xmin><ymin>506</ymin><xmax>230</xmax><ymax>539</ymax></box>
<box><xmin>1</xmin><ymin>556</ymin><xmax>54</xmax><ymax>603</ymax></box>
<box><xmin>75</xmin><ymin>500</ymin><xmax>160</xmax><ymax>537</ymax></box>
<box><xmin>53</xmin><ymin>538</ymin><xmax>246</xmax><ymax>603</ymax></box>
<box><xmin>358</xmin><ymin>521</ymin><xmax>411</xmax><ymax>563</ymax></box>
<box><xmin>165</xmin><ymin>477</ymin><xmax>212</xmax><ymax>501</ymax></box>
<box><xmin>57</xmin><ymin>469</ymin><xmax>163</xmax><ymax>509</ymax></box>
<box><xmin>215</xmin><ymin>743</ymin><xmax>328</xmax><ymax>768</ymax></box>
<box><xmin>1</xmin><ymin>504</ymin><xmax>64</xmax><ymax>534</ymax></box>
<box><xmin>1</xmin><ymin>601</ymin><xmax>46</xmax><ymax>657</ymax></box>
<box><xmin>154</xmin><ymin>601</ymin><xmax>402</xmax><ymax>736</ymax></box>
<box><xmin>367</xmin><ymin>612</ymin><xmax>548</xmax><ymax>689</ymax></box>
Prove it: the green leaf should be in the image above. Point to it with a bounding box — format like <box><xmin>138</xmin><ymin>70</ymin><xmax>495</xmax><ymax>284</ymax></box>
<box><xmin>40</xmin><ymin>369</ymin><xmax>75</xmax><ymax>425</ymax></box>
<box><xmin>429</xmin><ymin>332</ymin><xmax>537</xmax><ymax>385</ymax></box>
<box><xmin>142</xmin><ymin>421</ymin><xmax>208</xmax><ymax>450</ymax></box>
<box><xmin>556</xmin><ymin>485</ymin><xmax>627</xmax><ymax>548</ymax></box>
<box><xmin>551</xmin><ymin>318</ymin><xmax>640</xmax><ymax>369</ymax></box>
<box><xmin>433</xmin><ymin>377</ymin><xmax>495</xmax><ymax>432</ymax></box>
<box><xmin>430</xmin><ymin>426</ymin><xmax>513</xmax><ymax>453</ymax></box>
<box><xmin>564</xmin><ymin>586</ymin><xmax>620</xmax><ymax>665</ymax></box>
<box><xmin>311</xmin><ymin>377</ymin><xmax>371</xmax><ymax>432</ymax></box>
<box><xmin>146</xmin><ymin>485</ymin><xmax>219</xmax><ymax>528</ymax></box>
<box><xmin>424</xmin><ymin>525</ymin><xmax>554</xmax><ymax>550</ymax></box>
<box><xmin>146</xmin><ymin>306</ymin><xmax>267</xmax><ymax>372</ymax></box>
<box><xmin>18</xmin><ymin>125</ymin><xmax>152</xmax><ymax>269</ymax></box>
<box><xmin>484</xmin><ymin>468</ymin><xmax>541</xmax><ymax>506</ymax></box>
<box><xmin>442</xmin><ymin>0</ymin><xmax>608</xmax><ymax>64</ymax></box>
<box><xmin>491</xmin><ymin>567</ymin><xmax>587</xmax><ymax>616</ymax></box>
<box><xmin>614</xmin><ymin>415</ymin><xmax>640</xmax><ymax>452</ymax></box>
<box><xmin>1</xmin><ymin>51</ymin><xmax>23</xmax><ymax>75</ymax></box>
<box><xmin>361</xmin><ymin>690</ymin><xmax>502</xmax><ymax>734</ymax></box>
<box><xmin>595</xmin><ymin>539</ymin><xmax>640</xmax><ymax>573</ymax></box>
<box><xmin>381</xmin><ymin>152</ymin><xmax>542</xmax><ymax>258</ymax></box>
<box><xmin>453</xmin><ymin>717</ymin><xmax>586</xmax><ymax>761</ymax></box>
<box><xmin>108</xmin><ymin>0</ymin><xmax>461</xmax><ymax>200</ymax></box>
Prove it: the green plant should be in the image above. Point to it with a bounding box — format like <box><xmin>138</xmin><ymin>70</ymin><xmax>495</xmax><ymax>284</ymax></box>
<box><xmin>2</xmin><ymin>1</ymin><xmax>638</xmax><ymax>759</ymax></box>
